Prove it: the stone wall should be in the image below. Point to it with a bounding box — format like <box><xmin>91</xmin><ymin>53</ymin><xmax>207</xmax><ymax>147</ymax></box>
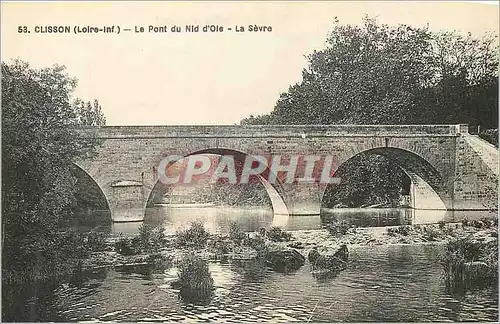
<box><xmin>452</xmin><ymin>135</ymin><xmax>498</xmax><ymax>210</ymax></box>
<box><xmin>74</xmin><ymin>124</ymin><xmax>497</xmax><ymax>221</ymax></box>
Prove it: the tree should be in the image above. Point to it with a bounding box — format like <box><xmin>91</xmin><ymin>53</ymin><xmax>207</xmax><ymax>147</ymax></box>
<box><xmin>1</xmin><ymin>59</ymin><xmax>106</xmax><ymax>282</ymax></box>
<box><xmin>421</xmin><ymin>32</ymin><xmax>498</xmax><ymax>128</ymax></box>
<box><xmin>243</xmin><ymin>16</ymin><xmax>498</xmax><ymax>127</ymax></box>
<box><xmin>240</xmin><ymin>17</ymin><xmax>498</xmax><ymax>207</ymax></box>
<box><xmin>73</xmin><ymin>98</ymin><xmax>106</xmax><ymax>126</ymax></box>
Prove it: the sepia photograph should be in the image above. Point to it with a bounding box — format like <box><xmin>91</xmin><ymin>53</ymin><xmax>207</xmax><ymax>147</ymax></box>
<box><xmin>1</xmin><ymin>1</ymin><xmax>499</xmax><ymax>322</ymax></box>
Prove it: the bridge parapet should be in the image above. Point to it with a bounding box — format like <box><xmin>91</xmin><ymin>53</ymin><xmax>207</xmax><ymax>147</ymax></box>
<box><xmin>77</xmin><ymin>124</ymin><xmax>468</xmax><ymax>139</ymax></box>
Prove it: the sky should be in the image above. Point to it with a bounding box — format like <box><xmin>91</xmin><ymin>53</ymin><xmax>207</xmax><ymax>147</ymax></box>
<box><xmin>1</xmin><ymin>1</ymin><xmax>499</xmax><ymax>126</ymax></box>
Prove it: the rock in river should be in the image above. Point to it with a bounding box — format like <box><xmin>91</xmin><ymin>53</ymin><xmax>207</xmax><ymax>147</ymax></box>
<box><xmin>308</xmin><ymin>244</ymin><xmax>349</xmax><ymax>272</ymax></box>
<box><xmin>265</xmin><ymin>246</ymin><xmax>305</xmax><ymax>273</ymax></box>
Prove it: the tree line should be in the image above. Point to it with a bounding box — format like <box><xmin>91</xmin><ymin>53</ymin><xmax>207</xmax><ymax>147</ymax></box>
<box><xmin>241</xmin><ymin>17</ymin><xmax>498</xmax><ymax>208</ymax></box>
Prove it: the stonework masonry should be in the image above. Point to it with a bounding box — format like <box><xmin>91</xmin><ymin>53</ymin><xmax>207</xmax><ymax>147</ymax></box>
<box><xmin>75</xmin><ymin>124</ymin><xmax>498</xmax><ymax>222</ymax></box>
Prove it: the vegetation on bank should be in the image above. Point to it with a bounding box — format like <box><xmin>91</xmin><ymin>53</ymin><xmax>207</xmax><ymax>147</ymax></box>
<box><xmin>376</xmin><ymin>218</ymin><xmax>499</xmax><ymax>291</ymax></box>
<box><xmin>28</xmin><ymin>216</ymin><xmax>492</xmax><ymax>301</ymax></box>
<box><xmin>241</xmin><ymin>16</ymin><xmax>498</xmax><ymax>208</ymax></box>
<box><xmin>2</xmin><ymin>60</ymin><xmax>106</xmax><ymax>284</ymax></box>
<box><xmin>149</xmin><ymin>181</ymin><xmax>273</xmax><ymax>208</ymax></box>
<box><xmin>174</xmin><ymin>254</ymin><xmax>214</xmax><ymax>304</ymax></box>
<box><xmin>442</xmin><ymin>236</ymin><xmax>498</xmax><ymax>291</ymax></box>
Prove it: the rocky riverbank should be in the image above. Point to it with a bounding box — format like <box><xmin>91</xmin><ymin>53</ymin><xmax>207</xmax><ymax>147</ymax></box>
<box><xmin>81</xmin><ymin>220</ymin><xmax>497</xmax><ymax>274</ymax></box>
<box><xmin>293</xmin><ymin>222</ymin><xmax>497</xmax><ymax>250</ymax></box>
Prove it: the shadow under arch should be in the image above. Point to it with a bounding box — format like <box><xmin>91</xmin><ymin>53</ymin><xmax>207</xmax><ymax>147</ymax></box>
<box><xmin>143</xmin><ymin>148</ymin><xmax>290</xmax><ymax>217</ymax></box>
<box><xmin>71</xmin><ymin>163</ymin><xmax>112</xmax><ymax>221</ymax></box>
<box><xmin>321</xmin><ymin>147</ymin><xmax>448</xmax><ymax>210</ymax></box>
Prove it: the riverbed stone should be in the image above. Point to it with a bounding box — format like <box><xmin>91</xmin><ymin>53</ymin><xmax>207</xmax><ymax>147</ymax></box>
<box><xmin>264</xmin><ymin>246</ymin><xmax>305</xmax><ymax>273</ymax></box>
<box><xmin>308</xmin><ymin>244</ymin><xmax>349</xmax><ymax>272</ymax></box>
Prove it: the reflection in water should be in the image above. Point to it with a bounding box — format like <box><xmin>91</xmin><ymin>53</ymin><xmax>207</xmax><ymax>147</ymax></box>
<box><xmin>4</xmin><ymin>244</ymin><xmax>497</xmax><ymax>322</ymax></box>
<box><xmin>144</xmin><ymin>206</ymin><xmax>274</xmax><ymax>235</ymax></box>
<box><xmin>140</xmin><ymin>206</ymin><xmax>496</xmax><ymax>236</ymax></box>
<box><xmin>321</xmin><ymin>208</ymin><xmax>497</xmax><ymax>227</ymax></box>
<box><xmin>73</xmin><ymin>207</ymin><xmax>496</xmax><ymax>236</ymax></box>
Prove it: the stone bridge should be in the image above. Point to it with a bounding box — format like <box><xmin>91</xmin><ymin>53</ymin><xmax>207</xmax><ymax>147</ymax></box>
<box><xmin>75</xmin><ymin>124</ymin><xmax>498</xmax><ymax>222</ymax></box>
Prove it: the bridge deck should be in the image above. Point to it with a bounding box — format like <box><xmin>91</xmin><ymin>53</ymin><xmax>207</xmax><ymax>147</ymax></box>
<box><xmin>78</xmin><ymin>124</ymin><xmax>469</xmax><ymax>138</ymax></box>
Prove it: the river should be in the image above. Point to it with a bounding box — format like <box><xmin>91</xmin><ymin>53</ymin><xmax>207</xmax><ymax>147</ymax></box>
<box><xmin>110</xmin><ymin>206</ymin><xmax>497</xmax><ymax>235</ymax></box>
<box><xmin>2</xmin><ymin>208</ymin><xmax>498</xmax><ymax>322</ymax></box>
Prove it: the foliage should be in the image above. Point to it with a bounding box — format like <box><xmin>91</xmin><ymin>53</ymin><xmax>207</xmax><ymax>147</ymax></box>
<box><xmin>73</xmin><ymin>98</ymin><xmax>106</xmax><ymax>126</ymax></box>
<box><xmin>442</xmin><ymin>236</ymin><xmax>498</xmax><ymax>290</ymax></box>
<box><xmin>227</xmin><ymin>220</ymin><xmax>248</xmax><ymax>244</ymax></box>
<box><xmin>84</xmin><ymin>230</ymin><xmax>108</xmax><ymax>252</ymax></box>
<box><xmin>387</xmin><ymin>225</ymin><xmax>412</xmax><ymax>237</ymax></box>
<box><xmin>136</xmin><ymin>224</ymin><xmax>167</xmax><ymax>252</ymax></box>
<box><xmin>462</xmin><ymin>217</ymin><xmax>496</xmax><ymax>229</ymax></box>
<box><xmin>114</xmin><ymin>225</ymin><xmax>167</xmax><ymax>255</ymax></box>
<box><xmin>191</xmin><ymin>182</ymin><xmax>272</xmax><ymax>207</ymax></box>
<box><xmin>114</xmin><ymin>236</ymin><xmax>139</xmax><ymax>256</ymax></box>
<box><xmin>175</xmin><ymin>221</ymin><xmax>210</xmax><ymax>249</ymax></box>
<box><xmin>243</xmin><ymin>234</ymin><xmax>268</xmax><ymax>256</ymax></box>
<box><xmin>176</xmin><ymin>254</ymin><xmax>214</xmax><ymax>304</ymax></box>
<box><xmin>208</xmin><ymin>234</ymin><xmax>233</xmax><ymax>257</ymax></box>
<box><xmin>479</xmin><ymin>129</ymin><xmax>498</xmax><ymax>147</ymax></box>
<box><xmin>421</xmin><ymin>225</ymin><xmax>442</xmax><ymax>241</ymax></box>
<box><xmin>323</xmin><ymin>218</ymin><xmax>351</xmax><ymax>237</ymax></box>
<box><xmin>265</xmin><ymin>226</ymin><xmax>293</xmax><ymax>242</ymax></box>
<box><xmin>2</xmin><ymin>60</ymin><xmax>106</xmax><ymax>282</ymax></box>
<box><xmin>240</xmin><ymin>16</ymin><xmax>498</xmax><ymax>207</ymax></box>
<box><xmin>244</xmin><ymin>17</ymin><xmax>498</xmax><ymax>128</ymax></box>
<box><xmin>322</xmin><ymin>153</ymin><xmax>409</xmax><ymax>208</ymax></box>
<box><xmin>240</xmin><ymin>114</ymin><xmax>274</xmax><ymax>125</ymax></box>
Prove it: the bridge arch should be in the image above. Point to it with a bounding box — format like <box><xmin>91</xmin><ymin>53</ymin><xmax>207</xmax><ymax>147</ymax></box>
<box><xmin>321</xmin><ymin>146</ymin><xmax>448</xmax><ymax>210</ymax></box>
<box><xmin>71</xmin><ymin>163</ymin><xmax>112</xmax><ymax>220</ymax></box>
<box><xmin>74</xmin><ymin>124</ymin><xmax>498</xmax><ymax>220</ymax></box>
<box><xmin>143</xmin><ymin>148</ymin><xmax>290</xmax><ymax>216</ymax></box>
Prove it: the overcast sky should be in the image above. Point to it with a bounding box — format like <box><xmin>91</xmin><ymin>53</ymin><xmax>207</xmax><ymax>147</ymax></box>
<box><xmin>2</xmin><ymin>1</ymin><xmax>498</xmax><ymax>125</ymax></box>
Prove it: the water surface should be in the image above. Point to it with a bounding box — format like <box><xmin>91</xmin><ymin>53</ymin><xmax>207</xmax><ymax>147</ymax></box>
<box><xmin>3</xmin><ymin>244</ymin><xmax>497</xmax><ymax>322</ymax></box>
<box><xmin>107</xmin><ymin>207</ymin><xmax>497</xmax><ymax>235</ymax></box>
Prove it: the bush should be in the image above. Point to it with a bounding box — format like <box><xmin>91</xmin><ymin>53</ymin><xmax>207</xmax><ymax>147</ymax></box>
<box><xmin>387</xmin><ymin>225</ymin><xmax>412</xmax><ymax>237</ymax></box>
<box><xmin>422</xmin><ymin>225</ymin><xmax>441</xmax><ymax>241</ymax></box>
<box><xmin>461</xmin><ymin>216</ymin><xmax>497</xmax><ymax>229</ymax></box>
<box><xmin>227</xmin><ymin>221</ymin><xmax>248</xmax><ymax>244</ymax></box>
<box><xmin>470</xmin><ymin>220</ymin><xmax>485</xmax><ymax>229</ymax></box>
<box><xmin>243</xmin><ymin>234</ymin><xmax>268</xmax><ymax>257</ymax></box>
<box><xmin>175</xmin><ymin>221</ymin><xmax>210</xmax><ymax>249</ymax></box>
<box><xmin>442</xmin><ymin>236</ymin><xmax>498</xmax><ymax>290</ymax></box>
<box><xmin>324</xmin><ymin>219</ymin><xmax>350</xmax><ymax>237</ymax></box>
<box><xmin>478</xmin><ymin>128</ymin><xmax>498</xmax><ymax>147</ymax></box>
<box><xmin>480</xmin><ymin>217</ymin><xmax>493</xmax><ymax>228</ymax></box>
<box><xmin>84</xmin><ymin>230</ymin><xmax>108</xmax><ymax>252</ymax></box>
<box><xmin>265</xmin><ymin>226</ymin><xmax>293</xmax><ymax>242</ymax></box>
<box><xmin>146</xmin><ymin>253</ymin><xmax>172</xmax><ymax>270</ymax></box>
<box><xmin>114</xmin><ymin>224</ymin><xmax>166</xmax><ymax>255</ymax></box>
<box><xmin>136</xmin><ymin>224</ymin><xmax>167</xmax><ymax>252</ymax></box>
<box><xmin>176</xmin><ymin>254</ymin><xmax>214</xmax><ymax>304</ymax></box>
<box><xmin>114</xmin><ymin>236</ymin><xmax>139</xmax><ymax>256</ymax></box>
<box><xmin>442</xmin><ymin>224</ymin><xmax>457</xmax><ymax>237</ymax></box>
<box><xmin>208</xmin><ymin>234</ymin><xmax>232</xmax><ymax>257</ymax></box>
<box><xmin>438</xmin><ymin>220</ymin><xmax>446</xmax><ymax>229</ymax></box>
